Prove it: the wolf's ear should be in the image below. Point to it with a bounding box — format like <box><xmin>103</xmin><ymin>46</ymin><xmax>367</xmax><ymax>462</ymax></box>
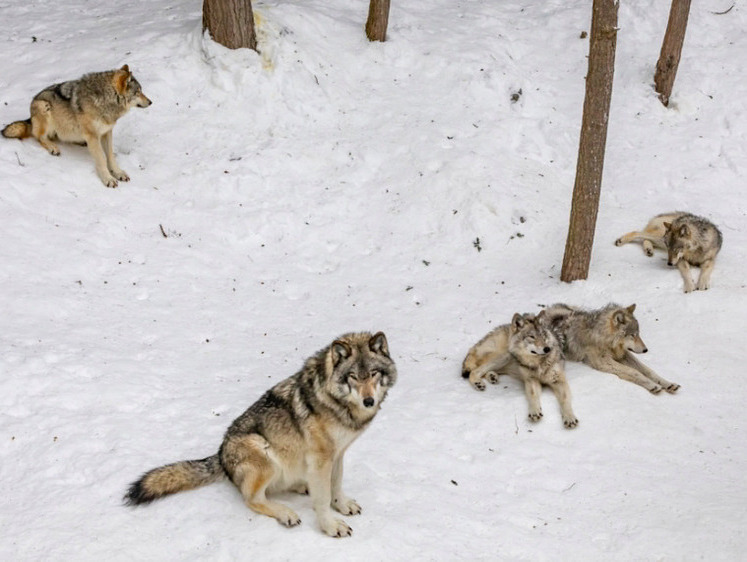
<box><xmin>614</xmin><ymin>310</ymin><xmax>627</xmax><ymax>325</ymax></box>
<box><xmin>120</xmin><ymin>64</ymin><xmax>130</xmax><ymax>74</ymax></box>
<box><xmin>113</xmin><ymin>68</ymin><xmax>130</xmax><ymax>94</ymax></box>
<box><xmin>663</xmin><ymin>222</ymin><xmax>672</xmax><ymax>231</ymax></box>
<box><xmin>626</xmin><ymin>304</ymin><xmax>636</xmax><ymax>314</ymax></box>
<box><xmin>511</xmin><ymin>313</ymin><xmax>525</xmax><ymax>330</ymax></box>
<box><xmin>331</xmin><ymin>340</ymin><xmax>352</xmax><ymax>366</ymax></box>
<box><xmin>369</xmin><ymin>332</ymin><xmax>389</xmax><ymax>357</ymax></box>
<box><xmin>679</xmin><ymin>224</ymin><xmax>690</xmax><ymax>237</ymax></box>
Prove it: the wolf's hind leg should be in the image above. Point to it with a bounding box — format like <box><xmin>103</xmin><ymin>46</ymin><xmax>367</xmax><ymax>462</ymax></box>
<box><xmin>236</xmin><ymin>461</ymin><xmax>301</xmax><ymax>527</ymax></box>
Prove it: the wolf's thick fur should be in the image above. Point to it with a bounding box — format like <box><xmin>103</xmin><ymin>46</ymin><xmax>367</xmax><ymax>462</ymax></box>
<box><xmin>615</xmin><ymin>212</ymin><xmax>723</xmax><ymax>293</ymax></box>
<box><xmin>2</xmin><ymin>65</ymin><xmax>151</xmax><ymax>187</ymax></box>
<box><xmin>462</xmin><ymin>311</ymin><xmax>578</xmax><ymax>428</ymax></box>
<box><xmin>663</xmin><ymin>214</ymin><xmax>722</xmax><ymax>293</ymax></box>
<box><xmin>545</xmin><ymin>303</ymin><xmax>679</xmax><ymax>394</ymax></box>
<box><xmin>125</xmin><ymin>332</ymin><xmax>396</xmax><ymax>538</ymax></box>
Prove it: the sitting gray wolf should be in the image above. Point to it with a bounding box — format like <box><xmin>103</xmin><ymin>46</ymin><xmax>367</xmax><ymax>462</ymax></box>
<box><xmin>615</xmin><ymin>212</ymin><xmax>722</xmax><ymax>293</ymax></box>
<box><xmin>462</xmin><ymin>311</ymin><xmax>578</xmax><ymax>429</ymax></box>
<box><xmin>125</xmin><ymin>332</ymin><xmax>397</xmax><ymax>538</ymax></box>
<box><xmin>544</xmin><ymin>303</ymin><xmax>679</xmax><ymax>394</ymax></box>
<box><xmin>2</xmin><ymin>65</ymin><xmax>151</xmax><ymax>187</ymax></box>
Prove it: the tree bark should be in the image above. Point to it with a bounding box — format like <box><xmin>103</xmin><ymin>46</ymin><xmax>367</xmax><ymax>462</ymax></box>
<box><xmin>561</xmin><ymin>0</ymin><xmax>619</xmax><ymax>283</ymax></box>
<box><xmin>203</xmin><ymin>0</ymin><xmax>257</xmax><ymax>52</ymax></box>
<box><xmin>365</xmin><ymin>0</ymin><xmax>391</xmax><ymax>42</ymax></box>
<box><xmin>654</xmin><ymin>0</ymin><xmax>691</xmax><ymax>107</ymax></box>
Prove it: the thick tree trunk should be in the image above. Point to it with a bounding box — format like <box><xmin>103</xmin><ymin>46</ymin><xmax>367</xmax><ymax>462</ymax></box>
<box><xmin>654</xmin><ymin>0</ymin><xmax>691</xmax><ymax>107</ymax></box>
<box><xmin>203</xmin><ymin>0</ymin><xmax>257</xmax><ymax>52</ymax></box>
<box><xmin>561</xmin><ymin>0</ymin><xmax>619</xmax><ymax>283</ymax></box>
<box><xmin>365</xmin><ymin>0</ymin><xmax>390</xmax><ymax>42</ymax></box>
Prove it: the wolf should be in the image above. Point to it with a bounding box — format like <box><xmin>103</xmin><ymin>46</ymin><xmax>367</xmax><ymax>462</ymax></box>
<box><xmin>544</xmin><ymin>303</ymin><xmax>679</xmax><ymax>394</ymax></box>
<box><xmin>2</xmin><ymin>65</ymin><xmax>151</xmax><ymax>187</ymax></box>
<box><xmin>462</xmin><ymin>311</ymin><xmax>578</xmax><ymax>429</ymax></box>
<box><xmin>125</xmin><ymin>332</ymin><xmax>397</xmax><ymax>538</ymax></box>
<box><xmin>615</xmin><ymin>212</ymin><xmax>722</xmax><ymax>293</ymax></box>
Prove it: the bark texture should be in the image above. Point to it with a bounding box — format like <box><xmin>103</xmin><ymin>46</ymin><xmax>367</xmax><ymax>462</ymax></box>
<box><xmin>365</xmin><ymin>0</ymin><xmax>391</xmax><ymax>42</ymax></box>
<box><xmin>654</xmin><ymin>0</ymin><xmax>691</xmax><ymax>106</ymax></box>
<box><xmin>203</xmin><ymin>0</ymin><xmax>257</xmax><ymax>51</ymax></box>
<box><xmin>561</xmin><ymin>0</ymin><xmax>619</xmax><ymax>283</ymax></box>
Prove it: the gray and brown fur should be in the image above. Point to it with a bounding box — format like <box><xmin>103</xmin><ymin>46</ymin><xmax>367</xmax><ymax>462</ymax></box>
<box><xmin>2</xmin><ymin>65</ymin><xmax>151</xmax><ymax>187</ymax></box>
<box><xmin>125</xmin><ymin>332</ymin><xmax>396</xmax><ymax>538</ymax></box>
<box><xmin>462</xmin><ymin>311</ymin><xmax>578</xmax><ymax>429</ymax></box>
<box><xmin>544</xmin><ymin>303</ymin><xmax>679</xmax><ymax>394</ymax></box>
<box><xmin>615</xmin><ymin>212</ymin><xmax>722</xmax><ymax>293</ymax></box>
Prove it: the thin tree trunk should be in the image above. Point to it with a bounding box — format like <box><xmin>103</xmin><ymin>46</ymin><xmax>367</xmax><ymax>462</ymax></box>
<box><xmin>365</xmin><ymin>0</ymin><xmax>391</xmax><ymax>42</ymax></box>
<box><xmin>654</xmin><ymin>0</ymin><xmax>691</xmax><ymax>107</ymax></box>
<box><xmin>561</xmin><ymin>0</ymin><xmax>619</xmax><ymax>283</ymax></box>
<box><xmin>203</xmin><ymin>0</ymin><xmax>257</xmax><ymax>52</ymax></box>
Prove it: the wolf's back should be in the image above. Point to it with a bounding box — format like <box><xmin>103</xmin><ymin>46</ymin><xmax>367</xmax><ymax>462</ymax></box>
<box><xmin>125</xmin><ymin>453</ymin><xmax>225</xmax><ymax>505</ymax></box>
<box><xmin>2</xmin><ymin>119</ymin><xmax>32</xmax><ymax>139</ymax></box>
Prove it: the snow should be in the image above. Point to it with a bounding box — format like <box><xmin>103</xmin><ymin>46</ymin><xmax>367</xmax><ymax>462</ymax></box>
<box><xmin>1</xmin><ymin>0</ymin><xmax>745</xmax><ymax>560</ymax></box>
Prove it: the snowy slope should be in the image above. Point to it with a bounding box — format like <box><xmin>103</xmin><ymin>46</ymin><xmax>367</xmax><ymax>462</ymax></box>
<box><xmin>1</xmin><ymin>0</ymin><xmax>746</xmax><ymax>560</ymax></box>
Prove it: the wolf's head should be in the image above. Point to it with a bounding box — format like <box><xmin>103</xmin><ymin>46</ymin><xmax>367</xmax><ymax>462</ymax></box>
<box><xmin>663</xmin><ymin>220</ymin><xmax>695</xmax><ymax>266</ymax></box>
<box><xmin>608</xmin><ymin>304</ymin><xmax>648</xmax><ymax>354</ymax></box>
<box><xmin>114</xmin><ymin>64</ymin><xmax>152</xmax><ymax>109</ymax></box>
<box><xmin>325</xmin><ymin>332</ymin><xmax>397</xmax><ymax>418</ymax></box>
<box><xmin>508</xmin><ymin>311</ymin><xmax>559</xmax><ymax>363</ymax></box>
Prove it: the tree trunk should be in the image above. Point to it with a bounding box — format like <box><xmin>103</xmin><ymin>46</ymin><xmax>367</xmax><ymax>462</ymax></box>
<box><xmin>561</xmin><ymin>0</ymin><xmax>619</xmax><ymax>283</ymax></box>
<box><xmin>654</xmin><ymin>0</ymin><xmax>691</xmax><ymax>107</ymax></box>
<box><xmin>365</xmin><ymin>0</ymin><xmax>391</xmax><ymax>42</ymax></box>
<box><xmin>203</xmin><ymin>0</ymin><xmax>257</xmax><ymax>52</ymax></box>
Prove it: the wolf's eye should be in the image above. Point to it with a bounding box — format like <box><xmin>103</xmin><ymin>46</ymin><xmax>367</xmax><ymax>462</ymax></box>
<box><xmin>345</xmin><ymin>371</ymin><xmax>357</xmax><ymax>381</ymax></box>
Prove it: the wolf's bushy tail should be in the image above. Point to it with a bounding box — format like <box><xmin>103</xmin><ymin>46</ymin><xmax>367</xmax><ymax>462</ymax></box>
<box><xmin>2</xmin><ymin>119</ymin><xmax>32</xmax><ymax>139</ymax></box>
<box><xmin>124</xmin><ymin>453</ymin><xmax>225</xmax><ymax>506</ymax></box>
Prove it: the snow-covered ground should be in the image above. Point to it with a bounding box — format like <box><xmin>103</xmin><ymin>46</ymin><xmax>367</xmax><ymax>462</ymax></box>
<box><xmin>2</xmin><ymin>0</ymin><xmax>745</xmax><ymax>559</ymax></box>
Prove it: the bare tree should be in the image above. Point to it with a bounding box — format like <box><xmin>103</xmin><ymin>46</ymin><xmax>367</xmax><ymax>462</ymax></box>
<box><xmin>203</xmin><ymin>0</ymin><xmax>257</xmax><ymax>52</ymax></box>
<box><xmin>561</xmin><ymin>0</ymin><xmax>619</xmax><ymax>283</ymax></box>
<box><xmin>654</xmin><ymin>0</ymin><xmax>691</xmax><ymax>106</ymax></box>
<box><xmin>365</xmin><ymin>0</ymin><xmax>391</xmax><ymax>42</ymax></box>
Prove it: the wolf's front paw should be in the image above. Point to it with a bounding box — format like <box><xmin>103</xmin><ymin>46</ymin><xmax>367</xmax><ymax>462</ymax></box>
<box><xmin>275</xmin><ymin>507</ymin><xmax>301</xmax><ymax>527</ymax></box>
<box><xmin>665</xmin><ymin>382</ymin><xmax>680</xmax><ymax>393</ymax></box>
<box><xmin>528</xmin><ymin>410</ymin><xmax>543</xmax><ymax>422</ymax></box>
<box><xmin>563</xmin><ymin>416</ymin><xmax>579</xmax><ymax>429</ymax></box>
<box><xmin>648</xmin><ymin>384</ymin><xmax>663</xmax><ymax>394</ymax></box>
<box><xmin>645</xmin><ymin>248</ymin><xmax>654</xmax><ymax>257</ymax></box>
<box><xmin>333</xmin><ymin>496</ymin><xmax>361</xmax><ymax>516</ymax></box>
<box><xmin>487</xmin><ymin>371</ymin><xmax>500</xmax><ymax>384</ymax></box>
<box><xmin>99</xmin><ymin>174</ymin><xmax>118</xmax><ymax>188</ymax></box>
<box><xmin>683</xmin><ymin>283</ymin><xmax>695</xmax><ymax>294</ymax></box>
<box><xmin>614</xmin><ymin>238</ymin><xmax>623</xmax><ymax>246</ymax></box>
<box><xmin>111</xmin><ymin>168</ymin><xmax>130</xmax><ymax>182</ymax></box>
<box><xmin>320</xmin><ymin>517</ymin><xmax>352</xmax><ymax>538</ymax></box>
<box><xmin>471</xmin><ymin>379</ymin><xmax>486</xmax><ymax>391</ymax></box>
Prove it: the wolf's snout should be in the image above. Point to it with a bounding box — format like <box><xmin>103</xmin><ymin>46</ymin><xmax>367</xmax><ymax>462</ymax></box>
<box><xmin>543</xmin><ymin>346</ymin><xmax>551</xmax><ymax>353</ymax></box>
<box><xmin>667</xmin><ymin>260</ymin><xmax>673</xmax><ymax>266</ymax></box>
<box><xmin>642</xmin><ymin>348</ymin><xmax>648</xmax><ymax>353</ymax></box>
<box><xmin>363</xmin><ymin>397</ymin><xmax>375</xmax><ymax>408</ymax></box>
